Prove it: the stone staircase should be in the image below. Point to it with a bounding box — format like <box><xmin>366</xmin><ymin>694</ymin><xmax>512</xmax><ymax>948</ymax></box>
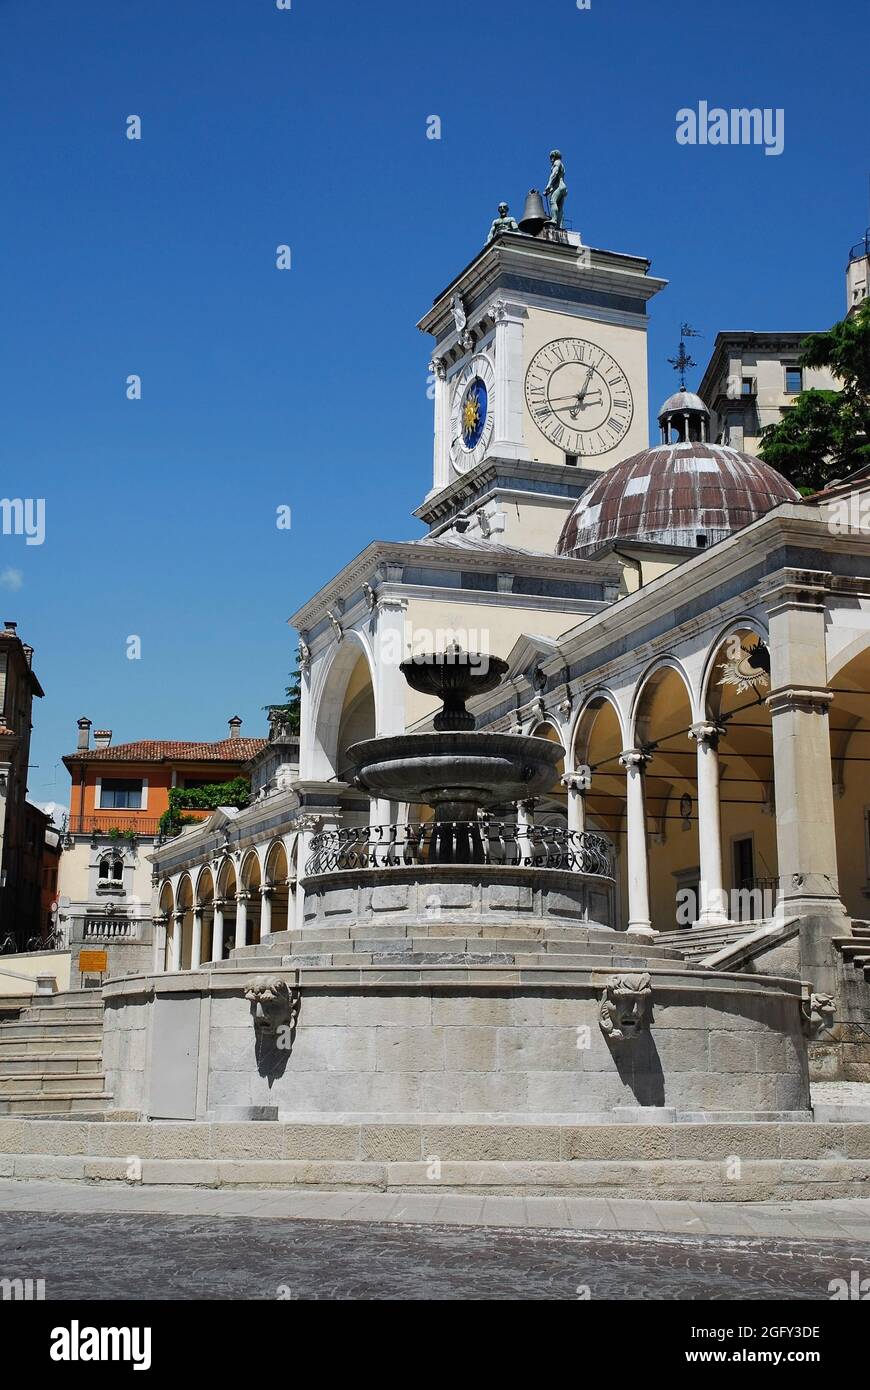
<box><xmin>0</xmin><ymin>991</ymin><xmax>110</xmax><ymax>1117</ymax></box>
<box><xmin>833</xmin><ymin>921</ymin><xmax>870</xmax><ymax>983</ymax></box>
<box><xmin>653</xmin><ymin>922</ymin><xmax>760</xmax><ymax>961</ymax></box>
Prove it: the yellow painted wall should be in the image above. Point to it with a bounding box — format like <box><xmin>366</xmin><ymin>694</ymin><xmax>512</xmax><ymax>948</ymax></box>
<box><xmin>401</xmin><ymin>595</ymin><xmax>583</xmax><ymax>727</ymax></box>
<box><xmin>0</xmin><ymin>951</ymin><xmax>71</xmax><ymax>996</ymax></box>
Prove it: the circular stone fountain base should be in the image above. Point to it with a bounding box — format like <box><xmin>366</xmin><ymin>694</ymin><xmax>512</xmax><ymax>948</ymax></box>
<box><xmin>299</xmin><ymin>864</ymin><xmax>615</xmax><ymax>932</ymax></box>
<box><xmin>102</xmin><ymin>958</ymin><xmax>811</xmax><ymax>1126</ymax></box>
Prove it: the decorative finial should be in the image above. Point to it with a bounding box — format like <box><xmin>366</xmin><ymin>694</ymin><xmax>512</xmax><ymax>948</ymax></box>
<box><xmin>667</xmin><ymin>323</ymin><xmax>702</xmax><ymax>389</ymax></box>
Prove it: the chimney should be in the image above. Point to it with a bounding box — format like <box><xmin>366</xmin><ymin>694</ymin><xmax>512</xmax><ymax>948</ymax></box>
<box><xmin>228</xmin><ymin>715</ymin><xmax>243</xmax><ymax>738</ymax></box>
<box><xmin>77</xmin><ymin>717</ymin><xmax>92</xmax><ymax>751</ymax></box>
<box><xmin>93</xmin><ymin>729</ymin><xmax>112</xmax><ymax>749</ymax></box>
<box><xmin>4</xmin><ymin>621</ymin><xmax>17</xmax><ymax>636</ymax></box>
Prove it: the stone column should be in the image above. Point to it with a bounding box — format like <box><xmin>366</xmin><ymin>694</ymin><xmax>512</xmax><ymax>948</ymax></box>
<box><xmin>689</xmin><ymin>722</ymin><xmax>731</xmax><ymax>927</ymax></box>
<box><xmin>293</xmin><ymin>815</ymin><xmax>321</xmax><ymax>931</ymax></box>
<box><xmin>429</xmin><ymin>355</ymin><xmax>451</xmax><ymax>492</ymax></box>
<box><xmin>562</xmin><ymin>768</ymin><xmax>589</xmax><ymax>871</ymax></box>
<box><xmin>171</xmin><ymin>911</ymin><xmax>183</xmax><ymax>971</ymax></box>
<box><xmin>562</xmin><ymin>768</ymin><xmax>590</xmax><ymax>834</ymax></box>
<box><xmin>190</xmin><ymin>908</ymin><xmax>203</xmax><ymax>969</ymax></box>
<box><xmin>151</xmin><ymin>913</ymin><xmax>167</xmax><ymax>973</ymax></box>
<box><xmin>260</xmin><ymin>884</ymin><xmax>273</xmax><ymax>939</ymax></box>
<box><xmin>235</xmin><ymin>891</ymin><xmax>249</xmax><ymax>949</ymax></box>
<box><xmin>619</xmin><ymin>750</ymin><xmax>654</xmax><ymax>938</ymax></box>
<box><xmin>766</xmin><ymin>574</ymin><xmax>846</xmax><ymax>996</ymax></box>
<box><xmin>516</xmin><ymin>799</ymin><xmax>535</xmax><ymax>864</ymax></box>
<box><xmin>212</xmin><ymin>898</ymin><xmax>225</xmax><ymax>961</ymax></box>
<box><xmin>490</xmin><ymin>299</ymin><xmax>531</xmax><ymax>460</ymax></box>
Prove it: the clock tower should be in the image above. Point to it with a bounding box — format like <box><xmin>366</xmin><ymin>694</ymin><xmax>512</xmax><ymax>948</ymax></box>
<box><xmin>417</xmin><ymin>218</ymin><xmax>667</xmax><ymax>549</ymax></box>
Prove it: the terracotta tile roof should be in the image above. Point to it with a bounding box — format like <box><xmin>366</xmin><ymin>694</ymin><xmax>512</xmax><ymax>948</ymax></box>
<box><xmin>64</xmin><ymin>738</ymin><xmax>267</xmax><ymax>765</ymax></box>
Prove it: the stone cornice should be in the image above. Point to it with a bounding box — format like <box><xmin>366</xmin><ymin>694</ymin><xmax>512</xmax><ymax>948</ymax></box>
<box><xmin>417</xmin><ymin>236</ymin><xmax>666</xmax><ymax>342</ymax></box>
<box><xmin>288</xmin><ymin>536</ymin><xmax>620</xmax><ymax>636</ymax></box>
<box><xmin>414</xmin><ymin>455</ymin><xmax>596</xmax><ymax>527</ymax></box>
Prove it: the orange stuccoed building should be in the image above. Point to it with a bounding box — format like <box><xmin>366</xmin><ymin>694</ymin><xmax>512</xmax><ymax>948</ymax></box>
<box><xmin>58</xmin><ymin>717</ymin><xmax>265</xmax><ymax>981</ymax></box>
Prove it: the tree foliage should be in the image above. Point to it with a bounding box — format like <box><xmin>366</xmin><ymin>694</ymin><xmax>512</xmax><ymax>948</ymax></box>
<box><xmin>758</xmin><ymin>301</ymin><xmax>870</xmax><ymax>493</ymax></box>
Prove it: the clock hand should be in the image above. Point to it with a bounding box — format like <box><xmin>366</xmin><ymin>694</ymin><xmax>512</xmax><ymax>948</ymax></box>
<box><xmin>568</xmin><ymin>369</ymin><xmax>596</xmax><ymax>418</ymax></box>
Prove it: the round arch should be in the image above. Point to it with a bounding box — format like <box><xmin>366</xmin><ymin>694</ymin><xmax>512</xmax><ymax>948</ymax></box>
<box><xmin>308</xmin><ymin>631</ymin><xmax>378</xmax><ymax>782</ymax></box>
<box><xmin>700</xmin><ymin>616</ymin><xmax>769</xmax><ymax>714</ymax></box>
<box><xmin>629</xmin><ymin>656</ymin><xmax>698</xmax><ymax>746</ymax></box>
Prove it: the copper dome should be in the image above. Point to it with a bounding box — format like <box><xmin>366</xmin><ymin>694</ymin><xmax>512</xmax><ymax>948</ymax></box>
<box><xmin>556</xmin><ymin>442</ymin><xmax>800</xmax><ymax>557</ymax></box>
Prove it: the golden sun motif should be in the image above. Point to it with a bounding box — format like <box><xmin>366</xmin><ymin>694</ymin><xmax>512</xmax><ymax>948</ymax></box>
<box><xmin>462</xmin><ymin>394</ymin><xmax>480</xmax><ymax>441</ymax></box>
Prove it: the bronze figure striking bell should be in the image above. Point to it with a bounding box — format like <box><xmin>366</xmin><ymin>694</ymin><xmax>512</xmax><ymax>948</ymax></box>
<box><xmin>518</xmin><ymin>188</ymin><xmax>548</xmax><ymax>236</ymax></box>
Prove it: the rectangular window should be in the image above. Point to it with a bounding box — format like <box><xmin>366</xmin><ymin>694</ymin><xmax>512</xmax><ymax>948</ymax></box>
<box><xmin>785</xmin><ymin>366</ymin><xmax>802</xmax><ymax>394</ymax></box>
<box><xmin>99</xmin><ymin>778</ymin><xmax>143</xmax><ymax>810</ymax></box>
<box><xmin>741</xmin><ymin>377</ymin><xmax>754</xmax><ymax>395</ymax></box>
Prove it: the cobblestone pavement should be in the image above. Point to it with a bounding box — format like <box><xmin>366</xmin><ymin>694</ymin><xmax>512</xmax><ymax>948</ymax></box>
<box><xmin>1</xmin><ymin>1209</ymin><xmax>869</xmax><ymax>1299</ymax></box>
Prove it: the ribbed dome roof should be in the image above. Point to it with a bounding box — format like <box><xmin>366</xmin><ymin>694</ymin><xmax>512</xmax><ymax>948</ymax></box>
<box><xmin>657</xmin><ymin>390</ymin><xmax>707</xmax><ymax>418</ymax></box>
<box><xmin>556</xmin><ymin>442</ymin><xmax>800</xmax><ymax>558</ymax></box>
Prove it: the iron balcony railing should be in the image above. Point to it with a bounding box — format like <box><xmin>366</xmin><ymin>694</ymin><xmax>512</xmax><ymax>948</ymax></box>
<box><xmin>306</xmin><ymin>822</ymin><xmax>615</xmax><ymax>878</ymax></box>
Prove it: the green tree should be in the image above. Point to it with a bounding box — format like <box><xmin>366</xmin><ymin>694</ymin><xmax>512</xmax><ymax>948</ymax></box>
<box><xmin>758</xmin><ymin>301</ymin><xmax>870</xmax><ymax>493</ymax></box>
<box><xmin>264</xmin><ymin>668</ymin><xmax>301</xmax><ymax>735</ymax></box>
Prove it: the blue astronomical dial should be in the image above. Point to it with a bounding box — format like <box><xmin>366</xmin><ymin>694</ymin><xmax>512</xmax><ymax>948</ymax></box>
<box><xmin>460</xmin><ymin>377</ymin><xmax>487</xmax><ymax>449</ymax></box>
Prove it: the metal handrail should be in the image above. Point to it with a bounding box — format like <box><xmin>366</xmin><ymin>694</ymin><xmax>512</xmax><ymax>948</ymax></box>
<box><xmin>306</xmin><ymin>822</ymin><xmax>615</xmax><ymax>878</ymax></box>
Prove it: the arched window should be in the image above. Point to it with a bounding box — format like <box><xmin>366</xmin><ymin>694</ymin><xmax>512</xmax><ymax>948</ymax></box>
<box><xmin>98</xmin><ymin>856</ymin><xmax>124</xmax><ymax>882</ymax></box>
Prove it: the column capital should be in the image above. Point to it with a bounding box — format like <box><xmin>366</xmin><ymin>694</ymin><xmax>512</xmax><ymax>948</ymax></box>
<box><xmin>562</xmin><ymin>767</ymin><xmax>591</xmax><ymax>793</ymax></box>
<box><xmin>619</xmin><ymin>748</ymin><xmax>651</xmax><ymax>771</ymax></box>
<box><xmin>767</xmin><ymin>684</ymin><xmax>833</xmax><ymax>715</ymax></box>
<box><xmin>172</xmin><ymin>909</ymin><xmax>184</xmax><ymax>924</ymax></box>
<box><xmin>260</xmin><ymin>884</ymin><xmax>274</xmax><ymax>900</ymax></box>
<box><xmin>235</xmin><ymin>889</ymin><xmax>252</xmax><ymax>904</ymax></box>
<box><xmin>689</xmin><ymin>721</ymin><xmax>726</xmax><ymax>747</ymax></box>
<box><xmin>428</xmin><ymin>355</ymin><xmax>448</xmax><ymax>379</ymax></box>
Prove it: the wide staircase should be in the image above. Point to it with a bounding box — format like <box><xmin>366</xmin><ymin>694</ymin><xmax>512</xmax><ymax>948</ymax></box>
<box><xmin>0</xmin><ymin>991</ymin><xmax>109</xmax><ymax>1117</ymax></box>
<box><xmin>652</xmin><ymin>922</ymin><xmax>759</xmax><ymax>962</ymax></box>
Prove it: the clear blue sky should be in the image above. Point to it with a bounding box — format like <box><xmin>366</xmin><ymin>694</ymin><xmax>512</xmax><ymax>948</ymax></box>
<box><xmin>2</xmin><ymin>0</ymin><xmax>867</xmax><ymax>815</ymax></box>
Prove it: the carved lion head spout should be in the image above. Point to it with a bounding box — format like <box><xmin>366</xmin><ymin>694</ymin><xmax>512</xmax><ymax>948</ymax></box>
<box><xmin>244</xmin><ymin>976</ymin><xmax>299</xmax><ymax>1034</ymax></box>
<box><xmin>599</xmin><ymin>972</ymin><xmax>653</xmax><ymax>1042</ymax></box>
<box><xmin>801</xmin><ymin>991</ymin><xmax>835</xmax><ymax>1039</ymax></box>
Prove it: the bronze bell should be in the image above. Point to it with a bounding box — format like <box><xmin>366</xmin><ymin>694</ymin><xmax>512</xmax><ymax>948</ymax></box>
<box><xmin>518</xmin><ymin>188</ymin><xmax>548</xmax><ymax>236</ymax></box>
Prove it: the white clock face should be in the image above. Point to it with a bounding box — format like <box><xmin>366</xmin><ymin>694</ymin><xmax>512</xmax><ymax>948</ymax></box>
<box><xmin>525</xmin><ymin>338</ymin><xmax>634</xmax><ymax>456</ymax></box>
<box><xmin>450</xmin><ymin>353</ymin><xmax>495</xmax><ymax>473</ymax></box>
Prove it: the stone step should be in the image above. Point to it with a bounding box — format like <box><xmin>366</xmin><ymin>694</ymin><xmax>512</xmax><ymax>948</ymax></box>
<box><xmin>0</xmin><ymin>1092</ymin><xmax>111</xmax><ymax>1115</ymax></box>
<box><xmin>0</xmin><ymin>1072</ymin><xmax>106</xmax><ymax>1097</ymax></box>
<box><xmin>211</xmin><ymin>949</ymin><xmax>705</xmax><ymax>974</ymax></box>
<box><xmin>0</xmin><ymin>1054</ymin><xmax>102</xmax><ymax>1076</ymax></box>
<box><xmin>0</xmin><ymin>1028</ymin><xmax>102</xmax><ymax>1045</ymax></box>
<box><xmin>0</xmin><ymin>1023</ymin><xmax>102</xmax><ymax>1042</ymax></box>
<box><xmin>20</xmin><ymin>1006</ymin><xmax>104</xmax><ymax>1025</ymax></box>
<box><xmin>1</xmin><ymin>1117</ymin><xmax>869</xmax><ymax>1198</ymax></box>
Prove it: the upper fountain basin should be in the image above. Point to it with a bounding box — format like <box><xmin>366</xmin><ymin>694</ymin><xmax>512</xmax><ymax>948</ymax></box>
<box><xmin>347</xmin><ymin>731</ymin><xmax>563</xmax><ymax>808</ymax></box>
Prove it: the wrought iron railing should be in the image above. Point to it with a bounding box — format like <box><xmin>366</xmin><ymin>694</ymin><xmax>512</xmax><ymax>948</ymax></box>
<box><xmin>306</xmin><ymin>822</ymin><xmax>615</xmax><ymax>878</ymax></box>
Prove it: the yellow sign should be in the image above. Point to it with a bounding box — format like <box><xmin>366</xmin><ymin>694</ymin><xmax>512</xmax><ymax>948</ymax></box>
<box><xmin>79</xmin><ymin>950</ymin><xmax>108</xmax><ymax>974</ymax></box>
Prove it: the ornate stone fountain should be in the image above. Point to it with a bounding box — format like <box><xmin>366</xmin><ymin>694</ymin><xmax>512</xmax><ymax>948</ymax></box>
<box><xmin>99</xmin><ymin>646</ymin><xmax>812</xmax><ymax>1134</ymax></box>
<box><xmin>346</xmin><ymin>646</ymin><xmax>566</xmax><ymax>863</ymax></box>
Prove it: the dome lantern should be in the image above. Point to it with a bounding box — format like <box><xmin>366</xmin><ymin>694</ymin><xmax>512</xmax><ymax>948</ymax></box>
<box><xmin>658</xmin><ymin>389</ymin><xmax>710</xmax><ymax>444</ymax></box>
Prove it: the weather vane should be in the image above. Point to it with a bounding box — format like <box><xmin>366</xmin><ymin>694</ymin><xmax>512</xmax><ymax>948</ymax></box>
<box><xmin>667</xmin><ymin>323</ymin><xmax>702</xmax><ymax>389</ymax></box>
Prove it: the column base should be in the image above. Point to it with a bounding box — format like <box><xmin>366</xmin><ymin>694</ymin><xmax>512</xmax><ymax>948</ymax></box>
<box><xmin>626</xmin><ymin>922</ymin><xmax>656</xmax><ymax>940</ymax></box>
<box><xmin>692</xmin><ymin>913</ymin><xmax>734</xmax><ymax>930</ymax></box>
